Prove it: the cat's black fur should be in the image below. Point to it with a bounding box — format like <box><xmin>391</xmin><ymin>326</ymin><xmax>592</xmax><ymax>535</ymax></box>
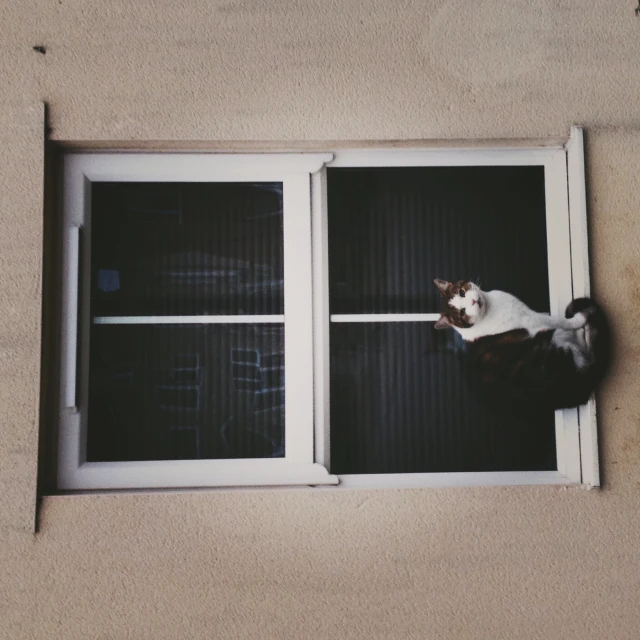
<box><xmin>463</xmin><ymin>298</ymin><xmax>610</xmax><ymax>414</ymax></box>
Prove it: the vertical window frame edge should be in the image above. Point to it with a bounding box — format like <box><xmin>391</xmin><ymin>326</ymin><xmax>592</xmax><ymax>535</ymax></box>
<box><xmin>544</xmin><ymin>149</ymin><xmax>581</xmax><ymax>484</ymax></box>
<box><xmin>567</xmin><ymin>126</ymin><xmax>600</xmax><ymax>488</ymax></box>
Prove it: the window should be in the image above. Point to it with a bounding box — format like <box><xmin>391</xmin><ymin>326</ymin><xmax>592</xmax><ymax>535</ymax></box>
<box><xmin>59</xmin><ymin>153</ymin><xmax>336</xmax><ymax>489</ymax></box>
<box><xmin>57</xmin><ymin>128</ymin><xmax>598</xmax><ymax>491</ymax></box>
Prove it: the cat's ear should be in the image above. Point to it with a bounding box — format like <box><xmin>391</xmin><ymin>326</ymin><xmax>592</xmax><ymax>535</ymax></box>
<box><xmin>434</xmin><ymin>279</ymin><xmax>451</xmax><ymax>296</ymax></box>
<box><xmin>434</xmin><ymin>315</ymin><xmax>452</xmax><ymax>330</ymax></box>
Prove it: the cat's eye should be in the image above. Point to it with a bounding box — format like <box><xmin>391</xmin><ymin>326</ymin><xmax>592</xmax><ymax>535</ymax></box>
<box><xmin>459</xmin><ymin>288</ymin><xmax>466</xmax><ymax>297</ymax></box>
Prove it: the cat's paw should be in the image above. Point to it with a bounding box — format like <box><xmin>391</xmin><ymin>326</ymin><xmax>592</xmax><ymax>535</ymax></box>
<box><xmin>569</xmin><ymin>312</ymin><xmax>588</xmax><ymax>329</ymax></box>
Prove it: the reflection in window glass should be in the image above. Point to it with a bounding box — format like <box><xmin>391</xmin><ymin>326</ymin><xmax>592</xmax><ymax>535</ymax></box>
<box><xmin>328</xmin><ymin>167</ymin><xmax>549</xmax><ymax>314</ymax></box>
<box><xmin>88</xmin><ymin>324</ymin><xmax>285</xmax><ymax>462</ymax></box>
<box><xmin>87</xmin><ymin>181</ymin><xmax>285</xmax><ymax>463</ymax></box>
<box><xmin>91</xmin><ymin>182</ymin><xmax>284</xmax><ymax>316</ymax></box>
<box><xmin>328</xmin><ymin>166</ymin><xmax>556</xmax><ymax>474</ymax></box>
<box><xmin>330</xmin><ymin>323</ymin><xmax>556</xmax><ymax>474</ymax></box>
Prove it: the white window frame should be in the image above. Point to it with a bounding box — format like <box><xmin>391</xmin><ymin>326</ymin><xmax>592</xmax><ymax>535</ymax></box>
<box><xmin>313</xmin><ymin>126</ymin><xmax>598</xmax><ymax>489</ymax></box>
<box><xmin>58</xmin><ymin>152</ymin><xmax>339</xmax><ymax>490</ymax></box>
<box><xmin>58</xmin><ymin>127</ymin><xmax>598</xmax><ymax>491</ymax></box>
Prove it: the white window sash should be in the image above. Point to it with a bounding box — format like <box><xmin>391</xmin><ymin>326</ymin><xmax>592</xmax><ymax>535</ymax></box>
<box><xmin>58</xmin><ymin>152</ymin><xmax>337</xmax><ymax>491</ymax></box>
<box><xmin>314</xmin><ymin>144</ymin><xmax>588</xmax><ymax>487</ymax></box>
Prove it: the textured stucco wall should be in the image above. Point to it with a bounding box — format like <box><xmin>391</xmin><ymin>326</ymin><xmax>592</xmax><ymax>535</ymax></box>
<box><xmin>1</xmin><ymin>1</ymin><xmax>640</xmax><ymax>639</ymax></box>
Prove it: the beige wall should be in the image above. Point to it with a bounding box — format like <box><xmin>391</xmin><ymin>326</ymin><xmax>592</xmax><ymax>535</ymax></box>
<box><xmin>1</xmin><ymin>1</ymin><xmax>640</xmax><ymax>638</ymax></box>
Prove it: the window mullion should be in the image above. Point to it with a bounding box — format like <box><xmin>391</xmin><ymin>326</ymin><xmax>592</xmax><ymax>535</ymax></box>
<box><xmin>92</xmin><ymin>315</ymin><xmax>285</xmax><ymax>325</ymax></box>
<box><xmin>312</xmin><ymin>168</ymin><xmax>331</xmax><ymax>469</ymax></box>
<box><xmin>330</xmin><ymin>314</ymin><xmax>439</xmax><ymax>323</ymax></box>
<box><xmin>283</xmin><ymin>173</ymin><xmax>315</xmax><ymax>464</ymax></box>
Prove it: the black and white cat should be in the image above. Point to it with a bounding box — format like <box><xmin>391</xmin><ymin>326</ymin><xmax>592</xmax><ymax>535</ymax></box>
<box><xmin>433</xmin><ymin>279</ymin><xmax>610</xmax><ymax>411</ymax></box>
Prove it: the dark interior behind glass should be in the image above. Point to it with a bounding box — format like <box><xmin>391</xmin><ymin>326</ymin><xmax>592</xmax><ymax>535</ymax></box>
<box><xmin>88</xmin><ymin>183</ymin><xmax>284</xmax><ymax>462</ymax></box>
<box><xmin>91</xmin><ymin>182</ymin><xmax>284</xmax><ymax>317</ymax></box>
<box><xmin>328</xmin><ymin>166</ymin><xmax>556</xmax><ymax>474</ymax></box>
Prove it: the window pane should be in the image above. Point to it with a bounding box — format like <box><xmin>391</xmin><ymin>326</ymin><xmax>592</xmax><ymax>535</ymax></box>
<box><xmin>330</xmin><ymin>322</ymin><xmax>556</xmax><ymax>474</ymax></box>
<box><xmin>87</xmin><ymin>324</ymin><xmax>285</xmax><ymax>462</ymax></box>
<box><xmin>91</xmin><ymin>182</ymin><xmax>284</xmax><ymax>316</ymax></box>
<box><xmin>328</xmin><ymin>167</ymin><xmax>549</xmax><ymax>314</ymax></box>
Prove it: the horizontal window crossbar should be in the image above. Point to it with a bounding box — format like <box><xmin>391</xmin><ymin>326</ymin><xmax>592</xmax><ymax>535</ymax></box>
<box><xmin>93</xmin><ymin>315</ymin><xmax>285</xmax><ymax>325</ymax></box>
<box><xmin>330</xmin><ymin>313</ymin><xmax>440</xmax><ymax>323</ymax></box>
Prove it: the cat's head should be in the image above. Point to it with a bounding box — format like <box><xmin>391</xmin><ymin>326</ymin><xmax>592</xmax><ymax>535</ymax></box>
<box><xmin>433</xmin><ymin>279</ymin><xmax>487</xmax><ymax>330</ymax></box>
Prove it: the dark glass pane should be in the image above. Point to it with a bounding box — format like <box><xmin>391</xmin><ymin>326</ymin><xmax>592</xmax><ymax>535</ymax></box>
<box><xmin>330</xmin><ymin>323</ymin><xmax>556</xmax><ymax>474</ymax></box>
<box><xmin>87</xmin><ymin>324</ymin><xmax>285</xmax><ymax>462</ymax></box>
<box><xmin>328</xmin><ymin>167</ymin><xmax>549</xmax><ymax>314</ymax></box>
<box><xmin>91</xmin><ymin>182</ymin><xmax>283</xmax><ymax>316</ymax></box>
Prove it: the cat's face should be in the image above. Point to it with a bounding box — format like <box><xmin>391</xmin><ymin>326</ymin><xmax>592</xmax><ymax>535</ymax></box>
<box><xmin>434</xmin><ymin>279</ymin><xmax>486</xmax><ymax>330</ymax></box>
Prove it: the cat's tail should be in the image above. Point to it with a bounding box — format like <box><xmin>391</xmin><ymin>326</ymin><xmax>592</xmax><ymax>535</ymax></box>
<box><xmin>565</xmin><ymin>297</ymin><xmax>611</xmax><ymax>381</ymax></box>
<box><xmin>565</xmin><ymin>296</ymin><xmax>602</xmax><ymax>319</ymax></box>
